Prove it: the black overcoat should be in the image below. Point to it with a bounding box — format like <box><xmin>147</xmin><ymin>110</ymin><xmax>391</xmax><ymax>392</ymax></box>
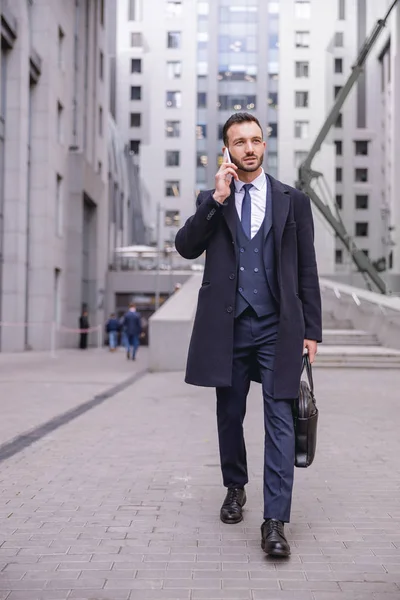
<box><xmin>175</xmin><ymin>175</ymin><xmax>322</xmax><ymax>399</ymax></box>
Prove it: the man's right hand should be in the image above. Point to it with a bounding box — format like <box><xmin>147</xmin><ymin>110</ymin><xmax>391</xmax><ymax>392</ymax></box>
<box><xmin>213</xmin><ymin>162</ymin><xmax>238</xmax><ymax>204</ymax></box>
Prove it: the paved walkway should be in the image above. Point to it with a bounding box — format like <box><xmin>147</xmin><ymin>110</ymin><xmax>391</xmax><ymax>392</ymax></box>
<box><xmin>0</xmin><ymin>350</ymin><xmax>400</xmax><ymax>600</ymax></box>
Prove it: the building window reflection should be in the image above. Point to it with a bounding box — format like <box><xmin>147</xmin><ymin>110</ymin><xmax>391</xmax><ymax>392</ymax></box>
<box><xmin>218</xmin><ymin>95</ymin><xmax>256</xmax><ymax>111</ymax></box>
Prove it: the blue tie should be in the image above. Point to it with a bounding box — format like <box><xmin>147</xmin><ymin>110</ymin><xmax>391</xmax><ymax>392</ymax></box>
<box><xmin>241</xmin><ymin>183</ymin><xmax>253</xmax><ymax>239</ymax></box>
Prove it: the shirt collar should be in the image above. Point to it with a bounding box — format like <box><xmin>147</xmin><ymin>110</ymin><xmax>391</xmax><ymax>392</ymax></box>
<box><xmin>235</xmin><ymin>168</ymin><xmax>266</xmax><ymax>193</ymax></box>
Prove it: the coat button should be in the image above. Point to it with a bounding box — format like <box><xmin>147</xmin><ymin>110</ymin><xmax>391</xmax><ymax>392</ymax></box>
<box><xmin>226</xmin><ymin>306</ymin><xmax>233</xmax><ymax>313</ymax></box>
<box><xmin>253</xmin><ymin>289</ymin><xmax>258</xmax><ymax>294</ymax></box>
<box><xmin>254</xmin><ymin>267</ymin><xmax>259</xmax><ymax>273</ymax></box>
<box><xmin>240</xmin><ymin>266</ymin><xmax>244</xmax><ymax>271</ymax></box>
<box><xmin>229</xmin><ymin>273</ymin><xmax>235</xmax><ymax>280</ymax></box>
<box><xmin>240</xmin><ymin>247</ymin><xmax>244</xmax><ymax>253</ymax></box>
<box><xmin>254</xmin><ymin>248</ymin><xmax>259</xmax><ymax>253</ymax></box>
<box><xmin>239</xmin><ymin>287</ymin><xmax>243</xmax><ymax>292</ymax></box>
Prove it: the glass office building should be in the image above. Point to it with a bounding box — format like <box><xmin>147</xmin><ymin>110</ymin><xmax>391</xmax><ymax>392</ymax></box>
<box><xmin>196</xmin><ymin>0</ymin><xmax>279</xmax><ymax>192</ymax></box>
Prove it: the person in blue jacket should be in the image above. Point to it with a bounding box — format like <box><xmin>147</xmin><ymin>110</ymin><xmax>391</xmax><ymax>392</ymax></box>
<box><xmin>105</xmin><ymin>313</ymin><xmax>120</xmax><ymax>351</ymax></box>
<box><xmin>122</xmin><ymin>303</ymin><xmax>142</xmax><ymax>360</ymax></box>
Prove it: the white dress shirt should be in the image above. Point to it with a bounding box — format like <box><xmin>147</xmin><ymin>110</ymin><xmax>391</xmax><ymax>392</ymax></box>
<box><xmin>234</xmin><ymin>168</ymin><xmax>267</xmax><ymax>239</ymax></box>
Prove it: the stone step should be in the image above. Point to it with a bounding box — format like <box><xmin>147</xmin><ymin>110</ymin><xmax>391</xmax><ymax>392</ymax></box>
<box><xmin>314</xmin><ymin>345</ymin><xmax>400</xmax><ymax>368</ymax></box>
<box><xmin>322</xmin><ymin>329</ymin><xmax>380</xmax><ymax>346</ymax></box>
<box><xmin>322</xmin><ymin>318</ymin><xmax>353</xmax><ymax>330</ymax></box>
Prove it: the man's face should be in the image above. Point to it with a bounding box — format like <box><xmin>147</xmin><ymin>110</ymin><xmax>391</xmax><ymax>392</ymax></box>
<box><xmin>224</xmin><ymin>121</ymin><xmax>266</xmax><ymax>173</ymax></box>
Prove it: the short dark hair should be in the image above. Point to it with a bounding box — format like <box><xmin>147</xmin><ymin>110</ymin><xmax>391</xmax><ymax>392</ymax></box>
<box><xmin>222</xmin><ymin>112</ymin><xmax>263</xmax><ymax>147</ymax></box>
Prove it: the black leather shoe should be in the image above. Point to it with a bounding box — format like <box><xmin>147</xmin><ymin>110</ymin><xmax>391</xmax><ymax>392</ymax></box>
<box><xmin>261</xmin><ymin>519</ymin><xmax>290</xmax><ymax>557</ymax></box>
<box><xmin>220</xmin><ymin>488</ymin><xmax>246</xmax><ymax>524</ymax></box>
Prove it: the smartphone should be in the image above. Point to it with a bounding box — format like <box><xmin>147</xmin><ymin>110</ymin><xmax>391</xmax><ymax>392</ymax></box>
<box><xmin>223</xmin><ymin>148</ymin><xmax>232</xmax><ymax>182</ymax></box>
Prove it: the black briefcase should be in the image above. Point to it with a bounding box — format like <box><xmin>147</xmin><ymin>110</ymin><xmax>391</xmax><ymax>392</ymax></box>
<box><xmin>293</xmin><ymin>354</ymin><xmax>318</xmax><ymax>468</ymax></box>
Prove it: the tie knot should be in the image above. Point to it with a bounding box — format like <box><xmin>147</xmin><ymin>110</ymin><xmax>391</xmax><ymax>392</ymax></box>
<box><xmin>243</xmin><ymin>184</ymin><xmax>253</xmax><ymax>193</ymax></box>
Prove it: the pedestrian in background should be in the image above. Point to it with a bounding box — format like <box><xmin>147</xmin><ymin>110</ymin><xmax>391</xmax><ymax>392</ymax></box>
<box><xmin>122</xmin><ymin>303</ymin><xmax>142</xmax><ymax>360</ymax></box>
<box><xmin>106</xmin><ymin>313</ymin><xmax>120</xmax><ymax>351</ymax></box>
<box><xmin>79</xmin><ymin>310</ymin><xmax>89</xmax><ymax>350</ymax></box>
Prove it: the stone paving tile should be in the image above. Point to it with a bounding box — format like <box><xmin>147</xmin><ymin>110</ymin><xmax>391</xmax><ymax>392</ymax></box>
<box><xmin>1</xmin><ymin>362</ymin><xmax>400</xmax><ymax>599</ymax></box>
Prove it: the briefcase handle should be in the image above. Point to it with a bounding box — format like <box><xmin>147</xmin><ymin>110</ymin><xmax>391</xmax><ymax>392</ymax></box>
<box><xmin>302</xmin><ymin>352</ymin><xmax>314</xmax><ymax>394</ymax></box>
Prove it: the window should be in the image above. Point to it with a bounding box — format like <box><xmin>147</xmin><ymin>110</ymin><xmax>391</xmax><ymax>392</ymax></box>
<box><xmin>294</xmin><ymin>151</ymin><xmax>308</xmax><ymax>168</ymax></box>
<box><xmin>334</xmin><ymin>32</ymin><xmax>344</xmax><ymax>47</ymax></box>
<box><xmin>338</xmin><ymin>0</ymin><xmax>345</xmax><ymax>20</ymax></box>
<box><xmin>295</xmin><ymin>31</ymin><xmax>310</xmax><ymax>48</ymax></box>
<box><xmin>335</xmin><ymin>249</ymin><xmax>343</xmax><ymax>264</ymax></box>
<box><xmin>98</xmin><ymin>106</ymin><xmax>103</xmax><ymax>136</ymax></box>
<box><xmin>335</xmin><ymin>112</ymin><xmax>343</xmax><ymax>127</ymax></box>
<box><xmin>131</xmin><ymin>58</ymin><xmax>142</xmax><ymax>73</ymax></box>
<box><xmin>128</xmin><ymin>0</ymin><xmax>142</xmax><ymax>21</ymax></box>
<box><xmin>355</xmin><ymin>222</ymin><xmax>368</xmax><ymax>237</ymax></box>
<box><xmin>355</xmin><ymin>168</ymin><xmax>368</xmax><ymax>182</ymax></box>
<box><xmin>165</xmin><ymin>210</ymin><xmax>180</xmax><ymax>227</ymax></box>
<box><xmin>99</xmin><ymin>51</ymin><xmax>104</xmax><ymax>80</ymax></box>
<box><xmin>294</xmin><ymin>120</ymin><xmax>309</xmax><ymax>139</ymax></box>
<box><xmin>268</xmin><ymin>123</ymin><xmax>278</xmax><ymax>138</ymax></box>
<box><xmin>295</xmin><ymin>0</ymin><xmax>311</xmax><ymax>19</ymax></box>
<box><xmin>218</xmin><ymin>95</ymin><xmax>256</xmax><ymax>111</ymax></box>
<box><xmin>355</xmin><ymin>140</ymin><xmax>369</xmax><ymax>155</ymax></box>
<box><xmin>268</xmin><ymin>153</ymin><xmax>278</xmax><ymax>169</ymax></box>
<box><xmin>166</xmin><ymin>120</ymin><xmax>180</xmax><ymax>137</ymax></box>
<box><xmin>335</xmin><ymin>58</ymin><xmax>343</xmax><ymax>73</ymax></box>
<box><xmin>166</xmin><ymin>91</ymin><xmax>182</xmax><ymax>108</ymax></box>
<box><xmin>56</xmin><ymin>174</ymin><xmax>63</xmax><ymax>236</ymax></box>
<box><xmin>130</xmin><ymin>113</ymin><xmax>141</xmax><ymax>127</ymax></box>
<box><xmin>295</xmin><ymin>91</ymin><xmax>309</xmax><ymax>107</ymax></box>
<box><xmin>295</xmin><ymin>61</ymin><xmax>309</xmax><ymax>77</ymax></box>
<box><xmin>167</xmin><ymin>31</ymin><xmax>181</xmax><ymax>49</ymax></box>
<box><xmin>198</xmin><ymin>2</ymin><xmax>209</xmax><ymax>15</ymax></box>
<box><xmin>356</xmin><ymin>195</ymin><xmax>369</xmax><ymax>209</ymax></box>
<box><xmin>336</xmin><ymin>167</ymin><xmax>342</xmax><ymax>182</ymax></box>
<box><xmin>197</xmin><ymin>152</ymin><xmax>208</xmax><ymax>167</ymax></box>
<box><xmin>131</xmin><ymin>32</ymin><xmax>143</xmax><ymax>47</ymax></box>
<box><xmin>57</xmin><ymin>101</ymin><xmax>63</xmax><ymax>143</ymax></box>
<box><xmin>130</xmin><ymin>140</ymin><xmax>141</xmax><ymax>154</ymax></box>
<box><xmin>167</xmin><ymin>61</ymin><xmax>182</xmax><ymax>79</ymax></box>
<box><xmin>165</xmin><ymin>180</ymin><xmax>180</xmax><ymax>197</ymax></box>
<box><xmin>334</xmin><ymin>140</ymin><xmax>342</xmax><ymax>155</ymax></box>
<box><xmin>198</xmin><ymin>92</ymin><xmax>207</xmax><ymax>108</ymax></box>
<box><xmin>58</xmin><ymin>27</ymin><xmax>64</xmax><ymax>68</ymax></box>
<box><xmin>166</xmin><ymin>150</ymin><xmax>180</xmax><ymax>167</ymax></box>
<box><xmin>334</xmin><ymin>86</ymin><xmax>342</xmax><ymax>99</ymax></box>
<box><xmin>131</xmin><ymin>86</ymin><xmax>141</xmax><ymax>100</ymax></box>
<box><xmin>166</xmin><ymin>0</ymin><xmax>182</xmax><ymax>17</ymax></box>
<box><xmin>196</xmin><ymin>124</ymin><xmax>207</xmax><ymax>139</ymax></box>
<box><xmin>335</xmin><ymin>194</ymin><xmax>343</xmax><ymax>209</ymax></box>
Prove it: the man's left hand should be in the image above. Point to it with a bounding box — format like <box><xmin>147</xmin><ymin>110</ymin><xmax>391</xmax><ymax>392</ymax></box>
<box><xmin>304</xmin><ymin>339</ymin><xmax>317</xmax><ymax>363</ymax></box>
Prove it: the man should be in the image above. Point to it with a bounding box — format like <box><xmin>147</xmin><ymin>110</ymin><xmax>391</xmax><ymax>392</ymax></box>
<box><xmin>175</xmin><ymin>113</ymin><xmax>322</xmax><ymax>558</ymax></box>
<box><xmin>106</xmin><ymin>313</ymin><xmax>120</xmax><ymax>351</ymax></box>
<box><xmin>122</xmin><ymin>303</ymin><xmax>142</xmax><ymax>360</ymax></box>
<box><xmin>79</xmin><ymin>310</ymin><xmax>89</xmax><ymax>350</ymax></box>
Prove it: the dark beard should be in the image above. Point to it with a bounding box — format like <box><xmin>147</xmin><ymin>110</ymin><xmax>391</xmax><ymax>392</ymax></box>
<box><xmin>231</xmin><ymin>154</ymin><xmax>264</xmax><ymax>173</ymax></box>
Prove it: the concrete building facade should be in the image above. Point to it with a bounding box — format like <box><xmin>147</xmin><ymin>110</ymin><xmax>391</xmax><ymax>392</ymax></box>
<box><xmin>115</xmin><ymin>0</ymin><xmax>197</xmax><ymax>252</ymax></box>
<box><xmin>0</xmin><ymin>0</ymin><xmax>109</xmax><ymax>351</ymax></box>
<box><xmin>279</xmin><ymin>0</ymin><xmax>400</xmax><ymax>289</ymax></box>
<box><xmin>114</xmin><ymin>0</ymin><xmax>399</xmax><ymax>286</ymax></box>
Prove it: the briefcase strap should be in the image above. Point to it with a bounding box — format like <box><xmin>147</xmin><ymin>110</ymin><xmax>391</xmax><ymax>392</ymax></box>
<box><xmin>302</xmin><ymin>353</ymin><xmax>314</xmax><ymax>394</ymax></box>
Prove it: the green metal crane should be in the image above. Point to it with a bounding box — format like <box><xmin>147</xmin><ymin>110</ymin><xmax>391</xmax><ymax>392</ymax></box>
<box><xmin>297</xmin><ymin>0</ymin><xmax>399</xmax><ymax>294</ymax></box>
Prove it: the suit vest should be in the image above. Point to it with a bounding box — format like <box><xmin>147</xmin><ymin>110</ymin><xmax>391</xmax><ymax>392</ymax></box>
<box><xmin>234</xmin><ymin>175</ymin><xmax>278</xmax><ymax>319</ymax></box>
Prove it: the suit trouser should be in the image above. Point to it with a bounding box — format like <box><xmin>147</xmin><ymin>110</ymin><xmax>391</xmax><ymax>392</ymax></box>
<box><xmin>216</xmin><ymin>307</ymin><xmax>295</xmax><ymax>522</ymax></box>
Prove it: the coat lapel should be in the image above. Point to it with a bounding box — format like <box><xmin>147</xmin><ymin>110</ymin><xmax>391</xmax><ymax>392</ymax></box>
<box><xmin>222</xmin><ymin>181</ymin><xmax>237</xmax><ymax>241</ymax></box>
<box><xmin>269</xmin><ymin>175</ymin><xmax>290</xmax><ymax>253</ymax></box>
